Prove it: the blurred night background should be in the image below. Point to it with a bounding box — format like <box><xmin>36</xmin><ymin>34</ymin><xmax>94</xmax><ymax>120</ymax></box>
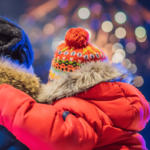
<box><xmin>0</xmin><ymin>0</ymin><xmax>150</xmax><ymax>148</ymax></box>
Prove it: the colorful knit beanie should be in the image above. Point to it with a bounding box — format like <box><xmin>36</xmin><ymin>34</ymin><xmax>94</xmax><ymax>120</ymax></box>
<box><xmin>49</xmin><ymin>27</ymin><xmax>107</xmax><ymax>81</ymax></box>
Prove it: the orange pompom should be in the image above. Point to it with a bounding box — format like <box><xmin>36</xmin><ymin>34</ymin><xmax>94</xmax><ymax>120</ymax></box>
<box><xmin>65</xmin><ymin>27</ymin><xmax>89</xmax><ymax>48</ymax></box>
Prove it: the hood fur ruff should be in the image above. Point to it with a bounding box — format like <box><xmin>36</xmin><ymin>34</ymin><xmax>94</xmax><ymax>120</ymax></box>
<box><xmin>0</xmin><ymin>59</ymin><xmax>133</xmax><ymax>104</ymax></box>
<box><xmin>37</xmin><ymin>61</ymin><xmax>134</xmax><ymax>104</ymax></box>
<box><xmin>0</xmin><ymin>58</ymin><xmax>40</xmax><ymax>99</ymax></box>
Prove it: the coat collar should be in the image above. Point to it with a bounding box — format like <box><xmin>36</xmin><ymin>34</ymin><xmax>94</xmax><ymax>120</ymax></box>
<box><xmin>0</xmin><ymin>58</ymin><xmax>134</xmax><ymax>104</ymax></box>
<box><xmin>0</xmin><ymin>58</ymin><xmax>40</xmax><ymax>99</ymax></box>
<box><xmin>37</xmin><ymin>61</ymin><xmax>134</xmax><ymax>104</ymax></box>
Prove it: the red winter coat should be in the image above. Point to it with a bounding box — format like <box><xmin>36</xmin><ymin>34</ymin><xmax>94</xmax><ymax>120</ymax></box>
<box><xmin>0</xmin><ymin>61</ymin><xmax>149</xmax><ymax>150</ymax></box>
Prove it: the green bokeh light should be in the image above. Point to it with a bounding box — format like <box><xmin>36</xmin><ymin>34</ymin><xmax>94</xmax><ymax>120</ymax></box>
<box><xmin>135</xmin><ymin>26</ymin><xmax>146</xmax><ymax>39</ymax></box>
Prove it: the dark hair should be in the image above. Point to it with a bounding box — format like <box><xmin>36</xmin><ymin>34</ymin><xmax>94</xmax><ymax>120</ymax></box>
<box><xmin>0</xmin><ymin>17</ymin><xmax>34</xmax><ymax>69</ymax></box>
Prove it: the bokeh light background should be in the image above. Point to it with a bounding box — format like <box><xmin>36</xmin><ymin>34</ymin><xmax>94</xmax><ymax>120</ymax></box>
<box><xmin>0</xmin><ymin>0</ymin><xmax>150</xmax><ymax>148</ymax></box>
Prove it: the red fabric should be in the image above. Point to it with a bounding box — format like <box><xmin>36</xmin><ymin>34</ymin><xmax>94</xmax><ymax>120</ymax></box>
<box><xmin>65</xmin><ymin>27</ymin><xmax>89</xmax><ymax>48</ymax></box>
<box><xmin>0</xmin><ymin>82</ymin><xmax>149</xmax><ymax>150</ymax></box>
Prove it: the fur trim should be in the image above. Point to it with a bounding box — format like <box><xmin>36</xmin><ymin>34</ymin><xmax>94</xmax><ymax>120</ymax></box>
<box><xmin>0</xmin><ymin>58</ymin><xmax>40</xmax><ymax>99</ymax></box>
<box><xmin>37</xmin><ymin>61</ymin><xmax>134</xmax><ymax>104</ymax></box>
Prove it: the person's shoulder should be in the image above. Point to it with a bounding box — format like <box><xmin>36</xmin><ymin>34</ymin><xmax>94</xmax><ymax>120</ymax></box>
<box><xmin>114</xmin><ymin>82</ymin><xmax>144</xmax><ymax>97</ymax></box>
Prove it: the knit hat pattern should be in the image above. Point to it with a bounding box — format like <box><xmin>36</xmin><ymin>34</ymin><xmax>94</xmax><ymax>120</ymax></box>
<box><xmin>49</xmin><ymin>27</ymin><xmax>107</xmax><ymax>81</ymax></box>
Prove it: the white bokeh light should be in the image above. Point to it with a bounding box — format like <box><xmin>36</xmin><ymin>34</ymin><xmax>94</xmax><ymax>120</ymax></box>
<box><xmin>134</xmin><ymin>76</ymin><xmax>144</xmax><ymax>87</ymax></box>
<box><xmin>51</xmin><ymin>38</ymin><xmax>62</xmax><ymax>51</ymax></box>
<box><xmin>129</xmin><ymin>63</ymin><xmax>137</xmax><ymax>74</ymax></box>
<box><xmin>59</xmin><ymin>40</ymin><xmax>65</xmax><ymax>45</ymax></box>
<box><xmin>78</xmin><ymin>7</ymin><xmax>90</xmax><ymax>20</ymax></box>
<box><xmin>112</xmin><ymin>53</ymin><xmax>124</xmax><ymax>63</ymax></box>
<box><xmin>115</xmin><ymin>12</ymin><xmax>127</xmax><ymax>24</ymax></box>
<box><xmin>112</xmin><ymin>43</ymin><xmax>123</xmax><ymax>52</ymax></box>
<box><xmin>115</xmin><ymin>49</ymin><xmax>126</xmax><ymax>58</ymax></box>
<box><xmin>115</xmin><ymin>27</ymin><xmax>126</xmax><ymax>39</ymax></box>
<box><xmin>85</xmin><ymin>29</ymin><xmax>92</xmax><ymax>39</ymax></box>
<box><xmin>101</xmin><ymin>21</ymin><xmax>113</xmax><ymax>32</ymax></box>
<box><xmin>123</xmin><ymin>59</ymin><xmax>131</xmax><ymax>69</ymax></box>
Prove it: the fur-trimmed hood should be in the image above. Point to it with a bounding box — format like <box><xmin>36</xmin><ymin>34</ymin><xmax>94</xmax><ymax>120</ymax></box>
<box><xmin>37</xmin><ymin>61</ymin><xmax>134</xmax><ymax>104</ymax></box>
<box><xmin>0</xmin><ymin>58</ymin><xmax>40</xmax><ymax>99</ymax></box>
<box><xmin>0</xmin><ymin>59</ymin><xmax>133</xmax><ymax>104</ymax></box>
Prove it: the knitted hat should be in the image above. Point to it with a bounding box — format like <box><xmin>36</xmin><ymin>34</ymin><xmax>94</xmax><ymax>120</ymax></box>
<box><xmin>0</xmin><ymin>17</ymin><xmax>34</xmax><ymax>69</ymax></box>
<box><xmin>49</xmin><ymin>27</ymin><xmax>107</xmax><ymax>81</ymax></box>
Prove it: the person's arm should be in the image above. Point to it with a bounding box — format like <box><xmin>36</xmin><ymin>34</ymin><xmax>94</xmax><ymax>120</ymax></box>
<box><xmin>0</xmin><ymin>84</ymin><xmax>98</xmax><ymax>150</ymax></box>
<box><xmin>117</xmin><ymin>82</ymin><xmax>150</xmax><ymax>131</ymax></box>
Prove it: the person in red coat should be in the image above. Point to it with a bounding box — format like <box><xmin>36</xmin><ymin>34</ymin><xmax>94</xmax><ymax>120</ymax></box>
<box><xmin>0</xmin><ymin>28</ymin><xmax>149</xmax><ymax>150</ymax></box>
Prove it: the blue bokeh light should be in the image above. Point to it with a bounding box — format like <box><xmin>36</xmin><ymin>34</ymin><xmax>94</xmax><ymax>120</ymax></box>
<box><xmin>44</xmin><ymin>60</ymin><xmax>51</xmax><ymax>71</ymax></box>
<box><xmin>90</xmin><ymin>19</ymin><xmax>100</xmax><ymax>30</ymax></box>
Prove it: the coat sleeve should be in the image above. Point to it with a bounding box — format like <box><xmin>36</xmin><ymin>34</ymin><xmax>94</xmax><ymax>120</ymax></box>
<box><xmin>117</xmin><ymin>82</ymin><xmax>150</xmax><ymax>131</ymax></box>
<box><xmin>0</xmin><ymin>84</ymin><xmax>98</xmax><ymax>150</ymax></box>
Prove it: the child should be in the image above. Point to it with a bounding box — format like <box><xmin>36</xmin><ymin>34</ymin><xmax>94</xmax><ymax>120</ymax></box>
<box><xmin>0</xmin><ymin>28</ymin><xmax>149</xmax><ymax>150</ymax></box>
